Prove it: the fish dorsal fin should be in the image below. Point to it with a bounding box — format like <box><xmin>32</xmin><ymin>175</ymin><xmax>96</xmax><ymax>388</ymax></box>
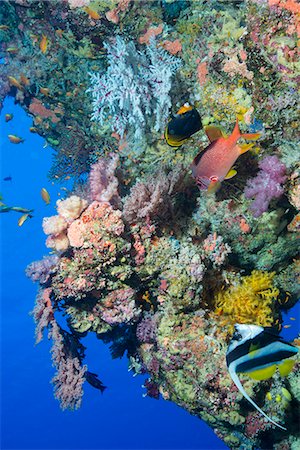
<box><xmin>204</xmin><ymin>125</ymin><xmax>224</xmax><ymax>142</ymax></box>
<box><xmin>247</xmin><ymin>365</ymin><xmax>276</xmax><ymax>380</ymax></box>
<box><xmin>231</xmin><ymin>117</ymin><xmax>241</xmax><ymax>142</ymax></box>
<box><xmin>228</xmin><ymin>364</ymin><xmax>286</xmax><ymax>430</ymax></box>
<box><xmin>279</xmin><ymin>359</ymin><xmax>295</xmax><ymax>377</ymax></box>
<box><xmin>176</xmin><ymin>103</ymin><xmax>193</xmax><ymax>115</ymax></box>
<box><xmin>224</xmin><ymin>168</ymin><xmax>237</xmax><ymax>180</ymax></box>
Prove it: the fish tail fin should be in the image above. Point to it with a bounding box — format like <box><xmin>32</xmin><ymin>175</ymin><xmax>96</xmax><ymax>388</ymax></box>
<box><xmin>229</xmin><ymin>365</ymin><xmax>287</xmax><ymax>430</ymax></box>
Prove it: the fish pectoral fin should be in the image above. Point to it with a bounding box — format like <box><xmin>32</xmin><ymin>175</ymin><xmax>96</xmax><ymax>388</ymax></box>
<box><xmin>278</xmin><ymin>359</ymin><xmax>295</xmax><ymax>377</ymax></box>
<box><xmin>247</xmin><ymin>365</ymin><xmax>276</xmax><ymax>381</ymax></box>
<box><xmin>241</xmin><ymin>132</ymin><xmax>261</xmax><ymax>141</ymax></box>
<box><xmin>204</xmin><ymin>125</ymin><xmax>225</xmax><ymax>142</ymax></box>
<box><xmin>207</xmin><ymin>181</ymin><xmax>221</xmax><ymax>194</ymax></box>
<box><xmin>224</xmin><ymin>168</ymin><xmax>237</xmax><ymax>180</ymax></box>
<box><xmin>239</xmin><ymin>143</ymin><xmax>254</xmax><ymax>154</ymax></box>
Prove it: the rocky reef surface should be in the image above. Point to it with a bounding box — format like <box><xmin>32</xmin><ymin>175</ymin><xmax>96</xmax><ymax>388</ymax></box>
<box><xmin>1</xmin><ymin>0</ymin><xmax>299</xmax><ymax>448</ymax></box>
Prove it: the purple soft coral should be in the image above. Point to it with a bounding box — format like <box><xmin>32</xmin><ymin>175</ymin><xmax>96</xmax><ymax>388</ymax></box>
<box><xmin>136</xmin><ymin>312</ymin><xmax>158</xmax><ymax>343</ymax></box>
<box><xmin>26</xmin><ymin>255</ymin><xmax>59</xmax><ymax>284</ymax></box>
<box><xmin>244</xmin><ymin>155</ymin><xmax>287</xmax><ymax>217</ymax></box>
<box><xmin>89</xmin><ymin>153</ymin><xmax>120</xmax><ymax>207</ymax></box>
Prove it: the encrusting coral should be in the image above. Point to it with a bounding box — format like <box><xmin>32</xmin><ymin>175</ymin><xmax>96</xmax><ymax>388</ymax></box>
<box><xmin>2</xmin><ymin>0</ymin><xmax>299</xmax><ymax>449</ymax></box>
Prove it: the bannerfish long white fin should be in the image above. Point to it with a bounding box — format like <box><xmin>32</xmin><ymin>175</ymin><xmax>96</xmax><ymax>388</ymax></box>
<box><xmin>229</xmin><ymin>364</ymin><xmax>286</xmax><ymax>430</ymax></box>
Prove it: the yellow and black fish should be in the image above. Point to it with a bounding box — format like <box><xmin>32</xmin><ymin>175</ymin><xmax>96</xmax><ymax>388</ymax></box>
<box><xmin>165</xmin><ymin>103</ymin><xmax>202</xmax><ymax>147</ymax></box>
<box><xmin>226</xmin><ymin>324</ymin><xmax>298</xmax><ymax>430</ymax></box>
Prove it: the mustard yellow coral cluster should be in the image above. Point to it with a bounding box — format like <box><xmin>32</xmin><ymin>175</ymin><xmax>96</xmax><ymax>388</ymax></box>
<box><xmin>201</xmin><ymin>82</ymin><xmax>252</xmax><ymax>124</ymax></box>
<box><xmin>214</xmin><ymin>271</ymin><xmax>279</xmax><ymax>334</ymax></box>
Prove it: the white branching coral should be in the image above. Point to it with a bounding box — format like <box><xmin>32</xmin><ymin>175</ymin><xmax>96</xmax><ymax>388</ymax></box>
<box><xmin>87</xmin><ymin>36</ymin><xmax>181</xmax><ymax>142</ymax></box>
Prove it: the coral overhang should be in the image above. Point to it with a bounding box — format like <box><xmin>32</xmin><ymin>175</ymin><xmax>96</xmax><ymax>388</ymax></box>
<box><xmin>1</xmin><ymin>0</ymin><xmax>299</xmax><ymax>449</ymax></box>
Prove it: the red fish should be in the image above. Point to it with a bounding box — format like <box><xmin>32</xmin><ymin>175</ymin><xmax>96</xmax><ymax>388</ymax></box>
<box><xmin>191</xmin><ymin>119</ymin><xmax>261</xmax><ymax>192</ymax></box>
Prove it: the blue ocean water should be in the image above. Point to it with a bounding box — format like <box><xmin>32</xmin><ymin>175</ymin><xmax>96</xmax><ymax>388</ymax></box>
<box><xmin>0</xmin><ymin>97</ymin><xmax>229</xmax><ymax>450</ymax></box>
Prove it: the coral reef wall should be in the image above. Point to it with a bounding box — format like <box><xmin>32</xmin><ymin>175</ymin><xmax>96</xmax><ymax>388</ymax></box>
<box><xmin>2</xmin><ymin>0</ymin><xmax>299</xmax><ymax>449</ymax></box>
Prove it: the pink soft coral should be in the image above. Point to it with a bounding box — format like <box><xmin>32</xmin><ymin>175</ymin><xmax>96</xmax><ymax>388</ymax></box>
<box><xmin>244</xmin><ymin>155</ymin><xmax>287</xmax><ymax>217</ymax></box>
<box><xmin>88</xmin><ymin>154</ymin><xmax>120</xmax><ymax>206</ymax></box>
<box><xmin>67</xmin><ymin>201</ymin><xmax>124</xmax><ymax>248</ymax></box>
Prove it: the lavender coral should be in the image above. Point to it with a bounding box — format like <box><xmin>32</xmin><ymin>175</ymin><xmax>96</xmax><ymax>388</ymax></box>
<box><xmin>123</xmin><ymin>166</ymin><xmax>186</xmax><ymax>224</ymax></box>
<box><xmin>101</xmin><ymin>288</ymin><xmax>141</xmax><ymax>325</ymax></box>
<box><xmin>50</xmin><ymin>321</ymin><xmax>87</xmax><ymax>411</ymax></box>
<box><xmin>26</xmin><ymin>255</ymin><xmax>59</xmax><ymax>285</ymax></box>
<box><xmin>244</xmin><ymin>156</ymin><xmax>287</xmax><ymax>217</ymax></box>
<box><xmin>88</xmin><ymin>154</ymin><xmax>120</xmax><ymax>206</ymax></box>
<box><xmin>32</xmin><ymin>287</ymin><xmax>87</xmax><ymax>410</ymax></box>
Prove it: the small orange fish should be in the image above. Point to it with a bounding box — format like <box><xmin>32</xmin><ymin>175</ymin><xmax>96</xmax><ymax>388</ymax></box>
<box><xmin>41</xmin><ymin>188</ymin><xmax>50</xmax><ymax>205</ymax></box>
<box><xmin>40</xmin><ymin>35</ymin><xmax>48</xmax><ymax>54</ymax></box>
<box><xmin>8</xmin><ymin>134</ymin><xmax>24</xmax><ymax>144</ymax></box>
<box><xmin>30</xmin><ymin>127</ymin><xmax>38</xmax><ymax>133</ymax></box>
<box><xmin>191</xmin><ymin>119</ymin><xmax>261</xmax><ymax>192</ymax></box>
<box><xmin>40</xmin><ymin>87</ymin><xmax>50</xmax><ymax>96</ymax></box>
<box><xmin>84</xmin><ymin>6</ymin><xmax>100</xmax><ymax>20</ymax></box>
<box><xmin>7</xmin><ymin>76</ymin><xmax>23</xmax><ymax>90</ymax></box>
<box><xmin>6</xmin><ymin>47</ymin><xmax>18</xmax><ymax>54</ymax></box>
<box><xmin>5</xmin><ymin>114</ymin><xmax>13</xmax><ymax>122</ymax></box>
<box><xmin>18</xmin><ymin>213</ymin><xmax>30</xmax><ymax>227</ymax></box>
<box><xmin>20</xmin><ymin>74</ymin><xmax>30</xmax><ymax>85</ymax></box>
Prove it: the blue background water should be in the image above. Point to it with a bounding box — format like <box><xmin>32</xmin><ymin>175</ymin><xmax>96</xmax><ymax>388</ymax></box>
<box><xmin>1</xmin><ymin>97</ymin><xmax>298</xmax><ymax>450</ymax></box>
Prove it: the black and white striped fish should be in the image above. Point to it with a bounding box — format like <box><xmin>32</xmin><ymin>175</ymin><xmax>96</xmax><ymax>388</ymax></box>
<box><xmin>226</xmin><ymin>324</ymin><xmax>298</xmax><ymax>430</ymax></box>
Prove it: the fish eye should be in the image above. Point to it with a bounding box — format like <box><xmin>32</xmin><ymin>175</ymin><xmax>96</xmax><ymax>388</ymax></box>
<box><xmin>210</xmin><ymin>175</ymin><xmax>218</xmax><ymax>183</ymax></box>
<box><xmin>233</xmin><ymin>332</ymin><xmax>242</xmax><ymax>341</ymax></box>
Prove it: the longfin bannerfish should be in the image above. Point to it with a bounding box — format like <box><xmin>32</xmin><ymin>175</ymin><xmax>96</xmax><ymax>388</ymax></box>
<box><xmin>191</xmin><ymin>118</ymin><xmax>261</xmax><ymax>191</ymax></box>
<box><xmin>165</xmin><ymin>103</ymin><xmax>202</xmax><ymax>147</ymax></box>
<box><xmin>226</xmin><ymin>324</ymin><xmax>298</xmax><ymax>430</ymax></box>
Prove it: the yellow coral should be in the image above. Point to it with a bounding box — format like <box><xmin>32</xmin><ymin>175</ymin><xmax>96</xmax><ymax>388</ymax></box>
<box><xmin>214</xmin><ymin>271</ymin><xmax>279</xmax><ymax>333</ymax></box>
<box><xmin>201</xmin><ymin>82</ymin><xmax>252</xmax><ymax>124</ymax></box>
